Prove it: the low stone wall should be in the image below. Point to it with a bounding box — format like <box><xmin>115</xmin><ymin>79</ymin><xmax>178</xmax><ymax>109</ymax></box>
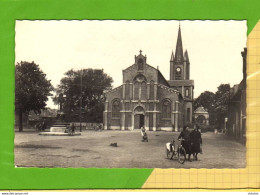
<box><xmin>72</xmin><ymin>122</ymin><xmax>103</xmax><ymax>130</ymax></box>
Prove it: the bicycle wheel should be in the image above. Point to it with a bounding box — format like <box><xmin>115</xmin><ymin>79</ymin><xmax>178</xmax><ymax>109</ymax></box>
<box><xmin>178</xmin><ymin>146</ymin><xmax>186</xmax><ymax>164</ymax></box>
<box><xmin>166</xmin><ymin>149</ymin><xmax>174</xmax><ymax>159</ymax></box>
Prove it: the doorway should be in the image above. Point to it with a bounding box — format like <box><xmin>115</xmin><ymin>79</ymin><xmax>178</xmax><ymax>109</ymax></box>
<box><xmin>134</xmin><ymin>114</ymin><xmax>145</xmax><ymax>129</ymax></box>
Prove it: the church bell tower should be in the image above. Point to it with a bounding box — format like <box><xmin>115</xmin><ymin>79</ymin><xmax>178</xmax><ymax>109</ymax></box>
<box><xmin>170</xmin><ymin>25</ymin><xmax>190</xmax><ymax>81</ymax></box>
<box><xmin>168</xmin><ymin>24</ymin><xmax>194</xmax><ymax>126</ymax></box>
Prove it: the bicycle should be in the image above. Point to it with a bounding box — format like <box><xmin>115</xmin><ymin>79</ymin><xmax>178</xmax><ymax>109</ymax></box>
<box><xmin>165</xmin><ymin>138</ymin><xmax>186</xmax><ymax>164</ymax></box>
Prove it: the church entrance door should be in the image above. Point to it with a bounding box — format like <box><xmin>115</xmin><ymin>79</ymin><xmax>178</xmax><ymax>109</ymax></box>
<box><xmin>133</xmin><ymin>106</ymin><xmax>145</xmax><ymax>130</ymax></box>
<box><xmin>134</xmin><ymin>114</ymin><xmax>145</xmax><ymax>129</ymax></box>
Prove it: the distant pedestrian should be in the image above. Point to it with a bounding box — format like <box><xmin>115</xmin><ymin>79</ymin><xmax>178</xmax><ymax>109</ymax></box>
<box><xmin>178</xmin><ymin>125</ymin><xmax>192</xmax><ymax>161</ymax></box>
<box><xmin>190</xmin><ymin>125</ymin><xmax>202</xmax><ymax>160</ymax></box>
<box><xmin>141</xmin><ymin>126</ymin><xmax>145</xmax><ymax>136</ymax></box>
<box><xmin>70</xmin><ymin>122</ymin><xmax>75</xmax><ymax>135</ymax></box>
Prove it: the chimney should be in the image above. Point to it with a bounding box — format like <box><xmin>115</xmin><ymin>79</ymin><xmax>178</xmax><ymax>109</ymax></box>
<box><xmin>241</xmin><ymin>48</ymin><xmax>247</xmax><ymax>81</ymax></box>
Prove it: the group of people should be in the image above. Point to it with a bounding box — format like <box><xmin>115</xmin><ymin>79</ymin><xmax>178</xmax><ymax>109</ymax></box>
<box><xmin>178</xmin><ymin>125</ymin><xmax>203</xmax><ymax>161</ymax></box>
<box><xmin>140</xmin><ymin>125</ymin><xmax>202</xmax><ymax>162</ymax></box>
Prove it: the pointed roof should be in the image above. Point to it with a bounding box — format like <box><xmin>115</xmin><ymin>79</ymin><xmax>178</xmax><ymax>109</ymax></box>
<box><xmin>170</xmin><ymin>51</ymin><xmax>174</xmax><ymax>61</ymax></box>
<box><xmin>184</xmin><ymin>50</ymin><xmax>189</xmax><ymax>62</ymax></box>
<box><xmin>174</xmin><ymin>25</ymin><xmax>184</xmax><ymax>64</ymax></box>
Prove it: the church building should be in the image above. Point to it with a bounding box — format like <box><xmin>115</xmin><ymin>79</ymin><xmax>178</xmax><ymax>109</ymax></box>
<box><xmin>103</xmin><ymin>25</ymin><xmax>194</xmax><ymax>131</ymax></box>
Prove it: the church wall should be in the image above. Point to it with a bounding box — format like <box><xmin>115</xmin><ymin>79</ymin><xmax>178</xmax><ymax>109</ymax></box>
<box><xmin>157</xmin><ymin>86</ymin><xmax>180</xmax><ymax>131</ymax></box>
<box><xmin>125</xmin><ymin>112</ymin><xmax>132</xmax><ymax>130</ymax></box>
<box><xmin>183</xmin><ymin>101</ymin><xmax>193</xmax><ymax>125</ymax></box>
<box><xmin>106</xmin><ymin>87</ymin><xmax>123</xmax><ymax>103</ymax></box>
<box><xmin>178</xmin><ymin>101</ymin><xmax>184</xmax><ymax>130</ymax></box>
<box><xmin>104</xmin><ymin>86</ymin><xmax>123</xmax><ymax>130</ymax></box>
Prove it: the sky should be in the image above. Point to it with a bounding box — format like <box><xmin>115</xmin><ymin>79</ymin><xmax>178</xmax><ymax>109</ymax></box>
<box><xmin>15</xmin><ymin>20</ymin><xmax>247</xmax><ymax>109</ymax></box>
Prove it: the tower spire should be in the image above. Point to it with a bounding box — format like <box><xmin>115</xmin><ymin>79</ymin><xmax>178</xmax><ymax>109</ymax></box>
<box><xmin>175</xmin><ymin>24</ymin><xmax>184</xmax><ymax>64</ymax></box>
<box><xmin>170</xmin><ymin>50</ymin><xmax>174</xmax><ymax>61</ymax></box>
<box><xmin>184</xmin><ymin>49</ymin><xmax>189</xmax><ymax>62</ymax></box>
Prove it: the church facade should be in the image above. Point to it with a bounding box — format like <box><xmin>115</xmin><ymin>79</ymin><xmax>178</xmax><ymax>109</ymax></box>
<box><xmin>103</xmin><ymin>26</ymin><xmax>194</xmax><ymax>131</ymax></box>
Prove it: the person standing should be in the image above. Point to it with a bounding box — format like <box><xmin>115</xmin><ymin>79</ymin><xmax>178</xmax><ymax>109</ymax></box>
<box><xmin>190</xmin><ymin>125</ymin><xmax>203</xmax><ymax>160</ymax></box>
<box><xmin>178</xmin><ymin>126</ymin><xmax>192</xmax><ymax>161</ymax></box>
<box><xmin>70</xmin><ymin>122</ymin><xmax>75</xmax><ymax>135</ymax></box>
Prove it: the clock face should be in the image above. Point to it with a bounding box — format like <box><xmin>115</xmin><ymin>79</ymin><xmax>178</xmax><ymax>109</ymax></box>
<box><xmin>176</xmin><ymin>67</ymin><xmax>181</xmax><ymax>73</ymax></box>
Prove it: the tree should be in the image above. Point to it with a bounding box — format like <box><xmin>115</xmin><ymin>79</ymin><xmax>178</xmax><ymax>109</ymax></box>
<box><xmin>214</xmin><ymin>84</ymin><xmax>231</xmax><ymax>129</ymax></box>
<box><xmin>194</xmin><ymin>91</ymin><xmax>215</xmax><ymax>112</ymax></box>
<box><xmin>194</xmin><ymin>84</ymin><xmax>231</xmax><ymax>128</ymax></box>
<box><xmin>194</xmin><ymin>91</ymin><xmax>216</xmax><ymax>126</ymax></box>
<box><xmin>15</xmin><ymin>61</ymin><xmax>53</xmax><ymax>131</ymax></box>
<box><xmin>53</xmin><ymin>69</ymin><xmax>113</xmax><ymax>123</ymax></box>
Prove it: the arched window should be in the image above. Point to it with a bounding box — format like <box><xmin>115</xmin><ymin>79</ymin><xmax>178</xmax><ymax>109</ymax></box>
<box><xmin>150</xmin><ymin>80</ymin><xmax>154</xmax><ymax>99</ymax></box>
<box><xmin>134</xmin><ymin>82</ymin><xmax>140</xmax><ymax>99</ymax></box>
<box><xmin>196</xmin><ymin>115</ymin><xmax>206</xmax><ymax>124</ymax></box>
<box><xmin>185</xmin><ymin>88</ymin><xmax>189</xmax><ymax>97</ymax></box>
<box><xmin>112</xmin><ymin>99</ymin><xmax>120</xmax><ymax>118</ymax></box>
<box><xmin>138</xmin><ymin>59</ymin><xmax>144</xmax><ymax>70</ymax></box>
<box><xmin>162</xmin><ymin>100</ymin><xmax>171</xmax><ymax>119</ymax></box>
<box><xmin>125</xmin><ymin>81</ymin><xmax>130</xmax><ymax>99</ymax></box>
<box><xmin>141</xmin><ymin>81</ymin><xmax>146</xmax><ymax>100</ymax></box>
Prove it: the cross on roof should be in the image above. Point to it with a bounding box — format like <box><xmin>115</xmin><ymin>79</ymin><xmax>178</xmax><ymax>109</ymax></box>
<box><xmin>139</xmin><ymin>50</ymin><xmax>142</xmax><ymax>54</ymax></box>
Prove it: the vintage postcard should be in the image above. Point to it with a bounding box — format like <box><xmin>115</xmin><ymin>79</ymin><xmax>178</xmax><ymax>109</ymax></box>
<box><xmin>14</xmin><ymin>20</ymin><xmax>247</xmax><ymax>169</ymax></box>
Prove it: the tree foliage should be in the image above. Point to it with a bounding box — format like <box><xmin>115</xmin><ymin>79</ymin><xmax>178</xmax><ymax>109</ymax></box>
<box><xmin>194</xmin><ymin>91</ymin><xmax>215</xmax><ymax>112</ymax></box>
<box><xmin>194</xmin><ymin>84</ymin><xmax>231</xmax><ymax>129</ymax></box>
<box><xmin>15</xmin><ymin>61</ymin><xmax>53</xmax><ymax>131</ymax></box>
<box><xmin>54</xmin><ymin>69</ymin><xmax>113</xmax><ymax>123</ymax></box>
<box><xmin>214</xmin><ymin>84</ymin><xmax>230</xmax><ymax>128</ymax></box>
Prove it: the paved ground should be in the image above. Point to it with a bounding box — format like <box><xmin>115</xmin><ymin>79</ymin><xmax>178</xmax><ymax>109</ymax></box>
<box><xmin>14</xmin><ymin>130</ymin><xmax>246</xmax><ymax>168</ymax></box>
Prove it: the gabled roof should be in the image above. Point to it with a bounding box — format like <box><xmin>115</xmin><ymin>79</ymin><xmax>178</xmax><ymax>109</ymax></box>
<box><xmin>123</xmin><ymin>63</ymin><xmax>170</xmax><ymax>87</ymax></box>
<box><xmin>157</xmin><ymin>83</ymin><xmax>183</xmax><ymax>100</ymax></box>
<box><xmin>194</xmin><ymin>107</ymin><xmax>208</xmax><ymax>114</ymax></box>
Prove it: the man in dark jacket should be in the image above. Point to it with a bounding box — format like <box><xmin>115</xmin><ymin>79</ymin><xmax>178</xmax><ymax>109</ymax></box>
<box><xmin>178</xmin><ymin>126</ymin><xmax>192</xmax><ymax>161</ymax></box>
<box><xmin>190</xmin><ymin>125</ymin><xmax>202</xmax><ymax>160</ymax></box>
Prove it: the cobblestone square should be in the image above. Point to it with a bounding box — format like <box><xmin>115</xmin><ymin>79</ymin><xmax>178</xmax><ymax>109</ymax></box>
<box><xmin>14</xmin><ymin>130</ymin><xmax>246</xmax><ymax>168</ymax></box>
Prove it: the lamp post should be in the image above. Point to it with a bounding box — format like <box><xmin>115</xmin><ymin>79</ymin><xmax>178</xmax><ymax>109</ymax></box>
<box><xmin>224</xmin><ymin>117</ymin><xmax>228</xmax><ymax>132</ymax></box>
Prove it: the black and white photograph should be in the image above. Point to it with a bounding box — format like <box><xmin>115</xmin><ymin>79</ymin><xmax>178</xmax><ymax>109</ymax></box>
<box><xmin>15</xmin><ymin>20</ymin><xmax>247</xmax><ymax>168</ymax></box>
